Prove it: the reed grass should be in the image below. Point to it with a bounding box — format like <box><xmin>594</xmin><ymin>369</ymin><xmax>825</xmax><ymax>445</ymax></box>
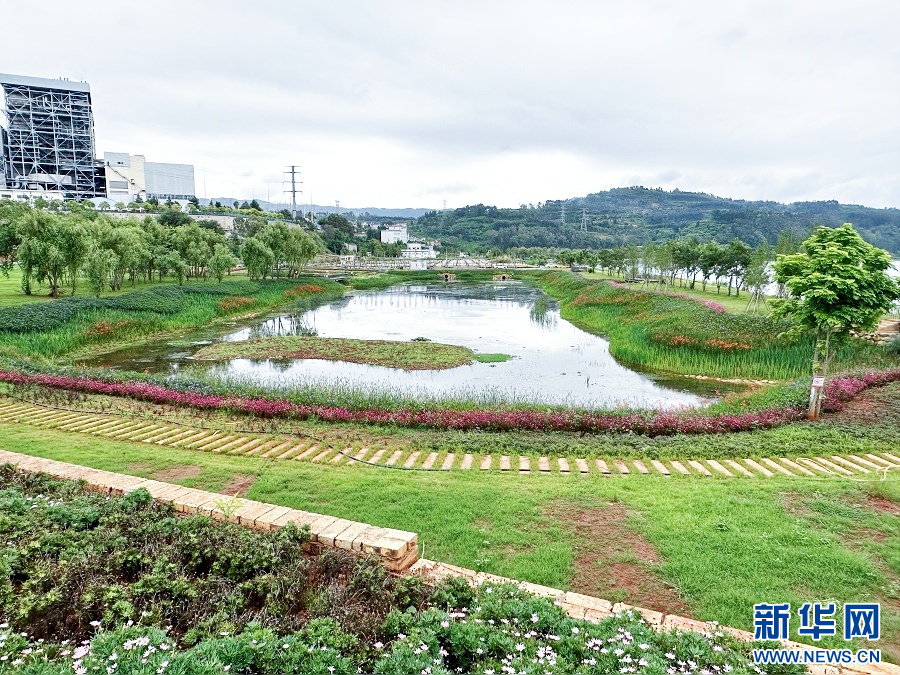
<box><xmin>534</xmin><ymin>271</ymin><xmax>893</xmax><ymax>381</ymax></box>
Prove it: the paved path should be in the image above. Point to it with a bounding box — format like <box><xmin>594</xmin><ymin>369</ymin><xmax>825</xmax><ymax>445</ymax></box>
<box><xmin>1</xmin><ymin>397</ymin><xmax>898</xmax><ymax>479</ymax></box>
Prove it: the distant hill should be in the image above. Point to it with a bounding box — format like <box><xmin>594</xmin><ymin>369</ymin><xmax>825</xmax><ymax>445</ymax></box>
<box><xmin>412</xmin><ymin>187</ymin><xmax>900</xmax><ymax>254</ymax></box>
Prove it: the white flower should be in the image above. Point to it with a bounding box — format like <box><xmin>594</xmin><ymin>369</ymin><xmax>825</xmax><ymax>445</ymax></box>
<box><xmin>283</xmin><ymin>643</ymin><xmax>290</xmax><ymax>650</ymax></box>
<box><xmin>515</xmin><ymin>643</ymin><xmax>525</xmax><ymax>652</ymax></box>
<box><xmin>441</xmin><ymin>620</ymin><xmax>450</xmax><ymax>628</ymax></box>
<box><xmin>531</xmin><ymin>614</ymin><xmax>539</xmax><ymax>623</ymax></box>
<box><xmin>571</xmin><ymin>627</ymin><xmax>580</xmax><ymax>634</ymax></box>
<box><xmin>374</xmin><ymin>641</ymin><xmax>384</xmax><ymax>650</ymax></box>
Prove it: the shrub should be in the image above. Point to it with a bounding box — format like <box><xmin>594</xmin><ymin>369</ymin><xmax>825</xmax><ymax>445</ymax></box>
<box><xmin>218</xmin><ymin>296</ymin><xmax>255</xmax><ymax>312</ymax></box>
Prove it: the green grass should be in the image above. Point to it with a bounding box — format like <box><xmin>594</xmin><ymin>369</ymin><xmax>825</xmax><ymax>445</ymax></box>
<box><xmin>534</xmin><ymin>271</ymin><xmax>895</xmax><ymax>381</ymax></box>
<box><xmin>0</xmin><ymin>277</ymin><xmax>346</xmax><ymax>359</ymax></box>
<box><xmin>0</xmin><ymin>263</ymin><xmax>220</xmax><ymax>307</ymax></box>
<box><xmin>581</xmin><ymin>271</ymin><xmax>763</xmax><ymax>315</ymax></box>
<box><xmin>1</xmin><ymin>422</ymin><xmax>896</xmax><ymax>653</ymax></box>
<box><xmin>473</xmin><ymin>353</ymin><xmax>513</xmax><ymax>363</ymax></box>
<box><xmin>194</xmin><ymin>335</ymin><xmax>476</xmax><ymax>370</ymax></box>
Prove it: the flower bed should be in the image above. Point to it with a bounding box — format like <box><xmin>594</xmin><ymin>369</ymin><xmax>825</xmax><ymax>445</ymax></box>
<box><xmin>0</xmin><ymin>470</ymin><xmax>803</xmax><ymax>674</ymax></box>
<box><xmin>3</xmin><ymin>367</ymin><xmax>898</xmax><ymax>436</ymax></box>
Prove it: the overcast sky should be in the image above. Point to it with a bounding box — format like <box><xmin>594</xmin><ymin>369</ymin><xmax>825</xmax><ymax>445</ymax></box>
<box><xmin>3</xmin><ymin>1</ymin><xmax>899</xmax><ymax>210</ymax></box>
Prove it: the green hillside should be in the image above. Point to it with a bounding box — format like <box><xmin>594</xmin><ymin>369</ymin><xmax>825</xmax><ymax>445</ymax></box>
<box><xmin>412</xmin><ymin>187</ymin><xmax>900</xmax><ymax>254</ymax></box>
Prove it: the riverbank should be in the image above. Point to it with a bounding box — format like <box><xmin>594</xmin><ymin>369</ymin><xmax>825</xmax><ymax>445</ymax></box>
<box><xmin>531</xmin><ymin>271</ymin><xmax>893</xmax><ymax>381</ymax></box>
<box><xmin>0</xmin><ymin>277</ymin><xmax>346</xmax><ymax>360</ymax></box>
<box><xmin>193</xmin><ymin>335</ymin><xmax>479</xmax><ymax>370</ymax></box>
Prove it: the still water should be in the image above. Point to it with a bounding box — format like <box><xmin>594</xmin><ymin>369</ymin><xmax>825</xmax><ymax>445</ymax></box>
<box><xmin>92</xmin><ymin>282</ymin><xmax>731</xmax><ymax>408</ymax></box>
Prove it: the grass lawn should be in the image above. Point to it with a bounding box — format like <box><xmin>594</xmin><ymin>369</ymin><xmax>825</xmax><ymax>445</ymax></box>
<box><xmin>0</xmin><ymin>264</ymin><xmax>248</xmax><ymax>308</ymax></box>
<box><xmin>1</xmin><ymin>421</ymin><xmax>896</xmax><ymax>656</ymax></box>
<box><xmin>580</xmin><ymin>272</ymin><xmax>767</xmax><ymax>315</ymax></box>
<box><xmin>194</xmin><ymin>335</ymin><xmax>478</xmax><ymax>370</ymax></box>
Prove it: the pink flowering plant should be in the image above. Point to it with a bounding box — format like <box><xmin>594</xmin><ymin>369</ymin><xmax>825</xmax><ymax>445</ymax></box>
<box><xmin>2</xmin><ymin>365</ymin><xmax>899</xmax><ymax>436</ymax></box>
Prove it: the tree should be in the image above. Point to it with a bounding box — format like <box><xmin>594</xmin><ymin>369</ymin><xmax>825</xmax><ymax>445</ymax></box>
<box><xmin>85</xmin><ymin>245</ymin><xmax>118</xmax><ymax>297</ymax></box>
<box><xmin>697</xmin><ymin>241</ymin><xmax>722</xmax><ymax>292</ymax></box>
<box><xmin>240</xmin><ymin>236</ymin><xmax>275</xmax><ymax>280</ymax></box>
<box><xmin>208</xmin><ymin>244</ymin><xmax>237</xmax><ymax>283</ymax></box>
<box><xmin>15</xmin><ymin>211</ymin><xmax>84</xmax><ymax>297</ymax></box>
<box><xmin>159</xmin><ymin>250</ymin><xmax>188</xmax><ymax>285</ymax></box>
<box><xmin>773</xmin><ymin>223</ymin><xmax>900</xmax><ymax>419</ymax></box>
<box><xmin>282</xmin><ymin>227</ymin><xmax>319</xmax><ymax>276</ymax></box>
<box><xmin>744</xmin><ymin>242</ymin><xmax>772</xmax><ymax>315</ymax></box>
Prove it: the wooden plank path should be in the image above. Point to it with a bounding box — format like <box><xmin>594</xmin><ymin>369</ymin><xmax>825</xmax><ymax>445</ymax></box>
<box><xmin>1</xmin><ymin>397</ymin><xmax>897</xmax><ymax>480</ymax></box>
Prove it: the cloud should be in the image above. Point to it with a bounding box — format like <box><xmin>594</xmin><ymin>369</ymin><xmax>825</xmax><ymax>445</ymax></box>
<box><xmin>2</xmin><ymin>0</ymin><xmax>898</xmax><ymax>208</ymax></box>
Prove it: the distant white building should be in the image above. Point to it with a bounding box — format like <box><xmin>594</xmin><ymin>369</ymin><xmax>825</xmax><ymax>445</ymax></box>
<box><xmin>0</xmin><ymin>187</ymin><xmax>65</xmax><ymax>203</ymax></box>
<box><xmin>380</xmin><ymin>223</ymin><xmax>408</xmax><ymax>244</ymax></box>
<box><xmin>104</xmin><ymin>152</ymin><xmax>195</xmax><ymax>203</ymax></box>
<box><xmin>401</xmin><ymin>240</ymin><xmax>438</xmax><ymax>259</ymax></box>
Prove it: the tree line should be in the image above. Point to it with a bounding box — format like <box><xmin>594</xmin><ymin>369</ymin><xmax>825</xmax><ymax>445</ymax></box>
<box><xmin>0</xmin><ymin>201</ymin><xmax>322</xmax><ymax>297</ymax></box>
<box><xmin>546</xmin><ymin>233</ymin><xmax>804</xmax><ymax>310</ymax></box>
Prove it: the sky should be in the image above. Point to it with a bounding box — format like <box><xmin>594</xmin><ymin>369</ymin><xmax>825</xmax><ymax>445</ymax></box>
<box><xmin>3</xmin><ymin>1</ymin><xmax>899</xmax><ymax>210</ymax></box>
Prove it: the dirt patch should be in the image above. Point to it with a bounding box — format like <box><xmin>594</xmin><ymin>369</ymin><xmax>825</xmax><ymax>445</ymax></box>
<box><xmin>827</xmin><ymin>381</ymin><xmax>900</xmax><ymax>426</ymax></box>
<box><xmin>865</xmin><ymin>494</ymin><xmax>900</xmax><ymax>516</ymax></box>
<box><xmin>546</xmin><ymin>501</ymin><xmax>690</xmax><ymax>616</ymax></box>
<box><xmin>126</xmin><ymin>462</ymin><xmax>155</xmax><ymax>474</ymax></box>
<box><xmin>221</xmin><ymin>473</ymin><xmax>256</xmax><ymax>497</ymax></box>
<box><xmin>780</xmin><ymin>492</ymin><xmax>814</xmax><ymax>518</ymax></box>
<box><xmin>148</xmin><ymin>465</ymin><xmax>202</xmax><ymax>482</ymax></box>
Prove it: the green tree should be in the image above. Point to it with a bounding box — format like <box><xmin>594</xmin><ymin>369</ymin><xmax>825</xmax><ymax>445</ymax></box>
<box><xmin>240</xmin><ymin>236</ymin><xmax>275</xmax><ymax>280</ymax></box>
<box><xmin>160</xmin><ymin>250</ymin><xmax>189</xmax><ymax>285</ymax></box>
<box><xmin>208</xmin><ymin>243</ymin><xmax>237</xmax><ymax>283</ymax></box>
<box><xmin>283</xmin><ymin>227</ymin><xmax>319</xmax><ymax>276</ymax></box>
<box><xmin>85</xmin><ymin>245</ymin><xmax>118</xmax><ymax>297</ymax></box>
<box><xmin>773</xmin><ymin>223</ymin><xmax>900</xmax><ymax>419</ymax></box>
<box><xmin>15</xmin><ymin>211</ymin><xmax>81</xmax><ymax>297</ymax></box>
<box><xmin>744</xmin><ymin>242</ymin><xmax>772</xmax><ymax>315</ymax></box>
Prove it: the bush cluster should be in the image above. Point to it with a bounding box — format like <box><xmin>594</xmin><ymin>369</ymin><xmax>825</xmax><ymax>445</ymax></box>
<box><xmin>0</xmin><ymin>473</ymin><xmax>803</xmax><ymax>674</ymax></box>
<box><xmin>0</xmin><ymin>467</ymin><xmax>405</xmax><ymax>644</ymax></box>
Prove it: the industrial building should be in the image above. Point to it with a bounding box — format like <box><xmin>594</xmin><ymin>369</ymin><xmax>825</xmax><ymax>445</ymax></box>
<box><xmin>0</xmin><ymin>73</ymin><xmax>105</xmax><ymax>200</ymax></box>
<box><xmin>104</xmin><ymin>152</ymin><xmax>195</xmax><ymax>203</ymax></box>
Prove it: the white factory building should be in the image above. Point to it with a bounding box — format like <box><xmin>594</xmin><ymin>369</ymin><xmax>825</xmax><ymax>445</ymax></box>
<box><xmin>104</xmin><ymin>152</ymin><xmax>195</xmax><ymax>203</ymax></box>
<box><xmin>380</xmin><ymin>223</ymin><xmax>408</xmax><ymax>244</ymax></box>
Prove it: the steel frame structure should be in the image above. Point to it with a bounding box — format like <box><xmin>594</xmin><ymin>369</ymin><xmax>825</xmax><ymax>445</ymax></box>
<box><xmin>0</xmin><ymin>75</ymin><xmax>104</xmax><ymax>199</ymax></box>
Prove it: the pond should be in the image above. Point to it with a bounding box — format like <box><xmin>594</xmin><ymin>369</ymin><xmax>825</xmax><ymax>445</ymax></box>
<box><xmin>91</xmin><ymin>281</ymin><xmax>736</xmax><ymax>408</ymax></box>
